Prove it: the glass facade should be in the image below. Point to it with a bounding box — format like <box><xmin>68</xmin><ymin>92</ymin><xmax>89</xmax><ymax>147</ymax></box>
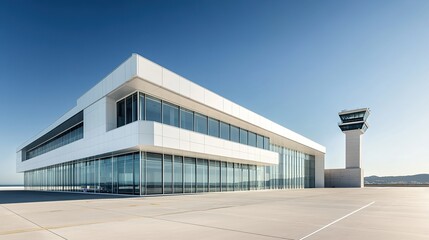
<box><xmin>117</xmin><ymin>91</ymin><xmax>270</xmax><ymax>151</ymax></box>
<box><xmin>25</xmin><ymin>91</ymin><xmax>318</xmax><ymax>195</ymax></box>
<box><xmin>24</xmin><ymin>148</ymin><xmax>316</xmax><ymax>195</ymax></box>
<box><xmin>117</xmin><ymin>92</ymin><xmax>138</xmax><ymax>127</ymax></box>
<box><xmin>26</xmin><ymin>123</ymin><xmax>84</xmax><ymax>160</ymax></box>
<box><xmin>24</xmin><ymin>152</ymin><xmax>140</xmax><ymax>194</ymax></box>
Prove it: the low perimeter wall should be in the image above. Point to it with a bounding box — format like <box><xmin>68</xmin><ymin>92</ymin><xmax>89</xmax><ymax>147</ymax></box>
<box><xmin>325</xmin><ymin>168</ymin><xmax>363</xmax><ymax>188</ymax></box>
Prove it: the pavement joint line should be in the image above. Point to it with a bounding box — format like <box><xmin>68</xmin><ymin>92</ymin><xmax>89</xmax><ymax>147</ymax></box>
<box><xmin>0</xmin><ymin>204</ymin><xmax>68</xmax><ymax>240</ymax></box>
<box><xmin>298</xmin><ymin>201</ymin><xmax>376</xmax><ymax>240</ymax></box>
<box><xmin>150</xmin><ymin>216</ymin><xmax>295</xmax><ymax>240</ymax></box>
<box><xmin>61</xmin><ymin>200</ymin><xmax>294</xmax><ymax>239</ymax></box>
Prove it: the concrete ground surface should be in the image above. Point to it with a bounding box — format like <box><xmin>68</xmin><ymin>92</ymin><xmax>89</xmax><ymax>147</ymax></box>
<box><xmin>0</xmin><ymin>187</ymin><xmax>428</xmax><ymax>240</ymax></box>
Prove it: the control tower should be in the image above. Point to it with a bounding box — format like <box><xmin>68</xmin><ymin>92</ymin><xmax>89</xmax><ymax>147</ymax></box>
<box><xmin>338</xmin><ymin>108</ymin><xmax>370</xmax><ymax>169</ymax></box>
<box><xmin>325</xmin><ymin>108</ymin><xmax>370</xmax><ymax>188</ymax></box>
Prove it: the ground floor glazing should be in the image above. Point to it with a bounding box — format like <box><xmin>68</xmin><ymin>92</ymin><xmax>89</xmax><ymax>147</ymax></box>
<box><xmin>24</xmin><ymin>149</ymin><xmax>316</xmax><ymax>195</ymax></box>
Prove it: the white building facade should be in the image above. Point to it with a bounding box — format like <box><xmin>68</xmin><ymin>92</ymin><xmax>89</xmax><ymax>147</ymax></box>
<box><xmin>17</xmin><ymin>54</ymin><xmax>326</xmax><ymax>195</ymax></box>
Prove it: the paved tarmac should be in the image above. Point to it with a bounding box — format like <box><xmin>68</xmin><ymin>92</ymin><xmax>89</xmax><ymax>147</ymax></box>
<box><xmin>0</xmin><ymin>187</ymin><xmax>428</xmax><ymax>240</ymax></box>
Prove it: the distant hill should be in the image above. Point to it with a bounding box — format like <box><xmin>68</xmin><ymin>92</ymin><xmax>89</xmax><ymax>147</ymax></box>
<box><xmin>365</xmin><ymin>174</ymin><xmax>429</xmax><ymax>184</ymax></box>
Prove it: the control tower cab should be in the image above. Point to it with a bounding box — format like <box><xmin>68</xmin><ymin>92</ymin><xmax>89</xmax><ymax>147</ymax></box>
<box><xmin>339</xmin><ymin>108</ymin><xmax>370</xmax><ymax>169</ymax></box>
<box><xmin>325</xmin><ymin>108</ymin><xmax>370</xmax><ymax>188</ymax></box>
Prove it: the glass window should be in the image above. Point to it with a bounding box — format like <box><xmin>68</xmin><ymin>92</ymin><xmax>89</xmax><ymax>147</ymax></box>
<box><xmin>263</xmin><ymin>137</ymin><xmax>270</xmax><ymax>150</ymax></box>
<box><xmin>208</xmin><ymin>118</ymin><xmax>219</xmax><ymax>137</ymax></box>
<box><xmin>230</xmin><ymin>125</ymin><xmax>239</xmax><ymax>143</ymax></box>
<box><xmin>242</xmin><ymin>164</ymin><xmax>249</xmax><ymax>190</ymax></box>
<box><xmin>220</xmin><ymin>122</ymin><xmax>230</xmax><ymax>140</ymax></box>
<box><xmin>132</xmin><ymin>93</ymin><xmax>138</xmax><ymax>122</ymax></box>
<box><xmin>265</xmin><ymin>166</ymin><xmax>271</xmax><ymax>189</ymax></box>
<box><xmin>25</xmin><ymin>123</ymin><xmax>83</xmax><ymax>160</ymax></box>
<box><xmin>240</xmin><ymin>129</ymin><xmax>248</xmax><ymax>145</ymax></box>
<box><xmin>209</xmin><ymin>160</ymin><xmax>220</xmax><ymax>192</ymax></box>
<box><xmin>196</xmin><ymin>159</ymin><xmax>208</xmax><ymax>192</ymax></box>
<box><xmin>234</xmin><ymin>163</ymin><xmax>241</xmax><ymax>191</ymax></box>
<box><xmin>117</xmin><ymin>154</ymin><xmax>134</xmax><ymax>195</ymax></box>
<box><xmin>139</xmin><ymin>93</ymin><xmax>145</xmax><ymax>120</ymax></box>
<box><xmin>184</xmin><ymin>157</ymin><xmax>196</xmax><ymax>193</ymax></box>
<box><xmin>146</xmin><ymin>96</ymin><xmax>162</xmax><ymax>123</ymax></box>
<box><xmin>141</xmin><ymin>152</ymin><xmax>146</xmax><ymax>195</ymax></box>
<box><xmin>126</xmin><ymin>95</ymin><xmax>132</xmax><ymax>124</ymax></box>
<box><xmin>221</xmin><ymin>162</ymin><xmax>227</xmax><ymax>191</ymax></box>
<box><xmin>173</xmin><ymin>156</ymin><xmax>183</xmax><ymax>193</ymax></box>
<box><xmin>194</xmin><ymin>113</ymin><xmax>207</xmax><ymax>134</ymax></box>
<box><xmin>249</xmin><ymin>165</ymin><xmax>257</xmax><ymax>190</ymax></box>
<box><xmin>226</xmin><ymin>163</ymin><xmax>234</xmax><ymax>191</ymax></box>
<box><xmin>112</xmin><ymin>157</ymin><xmax>118</xmax><ymax>193</ymax></box>
<box><xmin>180</xmin><ymin>108</ymin><xmax>193</xmax><ymax>131</ymax></box>
<box><xmin>162</xmin><ymin>102</ymin><xmax>179</xmax><ymax>127</ymax></box>
<box><xmin>257</xmin><ymin>166</ymin><xmax>265</xmax><ymax>190</ymax></box>
<box><xmin>117</xmin><ymin>99</ymin><xmax>125</xmax><ymax>127</ymax></box>
<box><xmin>146</xmin><ymin>153</ymin><xmax>162</xmax><ymax>194</ymax></box>
<box><xmin>133</xmin><ymin>153</ymin><xmax>140</xmax><ymax>195</ymax></box>
<box><xmin>257</xmin><ymin>135</ymin><xmax>264</xmax><ymax>149</ymax></box>
<box><xmin>248</xmin><ymin>132</ymin><xmax>256</xmax><ymax>147</ymax></box>
<box><xmin>164</xmin><ymin>155</ymin><xmax>173</xmax><ymax>194</ymax></box>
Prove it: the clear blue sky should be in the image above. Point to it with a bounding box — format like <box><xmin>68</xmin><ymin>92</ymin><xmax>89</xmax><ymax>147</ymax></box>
<box><xmin>1</xmin><ymin>0</ymin><xmax>428</xmax><ymax>184</ymax></box>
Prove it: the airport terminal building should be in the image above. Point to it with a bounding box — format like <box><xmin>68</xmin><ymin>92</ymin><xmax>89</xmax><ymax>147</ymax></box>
<box><xmin>17</xmin><ymin>54</ymin><xmax>325</xmax><ymax>195</ymax></box>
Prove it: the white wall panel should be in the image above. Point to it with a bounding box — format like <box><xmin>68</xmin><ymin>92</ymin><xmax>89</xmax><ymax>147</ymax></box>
<box><xmin>315</xmin><ymin>154</ymin><xmax>325</xmax><ymax>188</ymax></box>
<box><xmin>162</xmin><ymin>69</ymin><xmax>181</xmax><ymax>93</ymax></box>
<box><xmin>137</xmin><ymin>55</ymin><xmax>162</xmax><ymax>86</ymax></box>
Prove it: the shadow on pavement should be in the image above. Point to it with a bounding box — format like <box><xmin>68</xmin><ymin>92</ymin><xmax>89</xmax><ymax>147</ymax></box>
<box><xmin>0</xmin><ymin>190</ymin><xmax>137</xmax><ymax>204</ymax></box>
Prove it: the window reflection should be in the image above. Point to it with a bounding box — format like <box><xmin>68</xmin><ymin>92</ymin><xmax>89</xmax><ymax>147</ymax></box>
<box><xmin>24</xmin><ymin>149</ymin><xmax>318</xmax><ymax>195</ymax></box>
<box><xmin>162</xmin><ymin>102</ymin><xmax>179</xmax><ymax>127</ymax></box>
<box><xmin>208</xmin><ymin>118</ymin><xmax>220</xmax><ymax>137</ymax></box>
<box><xmin>240</xmin><ymin>129</ymin><xmax>248</xmax><ymax>145</ymax></box>
<box><xmin>146</xmin><ymin>153</ymin><xmax>162</xmax><ymax>194</ymax></box>
<box><xmin>146</xmin><ymin>96</ymin><xmax>162</xmax><ymax>123</ymax></box>
<box><xmin>194</xmin><ymin>113</ymin><xmax>208</xmax><ymax>134</ymax></box>
<box><xmin>115</xmin><ymin>91</ymin><xmax>271</xmax><ymax>151</ymax></box>
<box><xmin>180</xmin><ymin>108</ymin><xmax>193</xmax><ymax>131</ymax></box>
